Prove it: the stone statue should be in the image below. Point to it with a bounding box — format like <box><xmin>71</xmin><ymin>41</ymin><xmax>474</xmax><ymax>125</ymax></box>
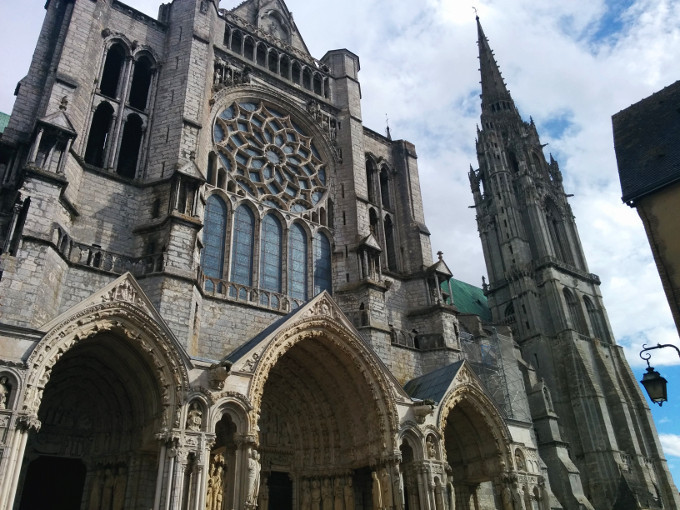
<box><xmin>88</xmin><ymin>470</ymin><xmax>102</xmax><ymax>510</ymax></box>
<box><xmin>372</xmin><ymin>471</ymin><xmax>383</xmax><ymax>510</ymax></box>
<box><xmin>112</xmin><ymin>467</ymin><xmax>126</xmax><ymax>510</ymax></box>
<box><xmin>392</xmin><ymin>466</ymin><xmax>404</xmax><ymax>510</ymax></box>
<box><xmin>543</xmin><ymin>384</ymin><xmax>553</xmax><ymax>412</ymax></box>
<box><xmin>334</xmin><ymin>478</ymin><xmax>344</xmax><ymax>510</ymax></box>
<box><xmin>206</xmin><ymin>464</ymin><xmax>216</xmax><ymax>510</ymax></box>
<box><xmin>213</xmin><ymin>464</ymin><xmax>225</xmax><ymax>510</ymax></box>
<box><xmin>501</xmin><ymin>484</ymin><xmax>513</xmax><ymax>510</ymax></box>
<box><xmin>511</xmin><ymin>482</ymin><xmax>526</xmax><ymax>510</ymax></box>
<box><xmin>344</xmin><ymin>477</ymin><xmax>355</xmax><ymax>510</ymax></box>
<box><xmin>102</xmin><ymin>468</ymin><xmax>114</xmax><ymax>510</ymax></box>
<box><xmin>0</xmin><ymin>376</ymin><xmax>9</xmax><ymax>409</ymax></box>
<box><xmin>427</xmin><ymin>436</ymin><xmax>437</xmax><ymax>459</ymax></box>
<box><xmin>311</xmin><ymin>480</ymin><xmax>322</xmax><ymax>510</ymax></box>
<box><xmin>186</xmin><ymin>401</ymin><xmax>203</xmax><ymax>431</ymax></box>
<box><xmin>301</xmin><ymin>480</ymin><xmax>312</xmax><ymax>510</ymax></box>
<box><xmin>380</xmin><ymin>467</ymin><xmax>392</xmax><ymax>509</ymax></box>
<box><xmin>246</xmin><ymin>450</ymin><xmax>261</xmax><ymax>505</ymax></box>
<box><xmin>321</xmin><ymin>478</ymin><xmax>333</xmax><ymax>510</ymax></box>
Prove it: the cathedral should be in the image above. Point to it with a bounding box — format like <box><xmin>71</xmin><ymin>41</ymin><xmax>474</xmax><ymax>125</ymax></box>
<box><xmin>0</xmin><ymin>0</ymin><xmax>677</xmax><ymax>509</ymax></box>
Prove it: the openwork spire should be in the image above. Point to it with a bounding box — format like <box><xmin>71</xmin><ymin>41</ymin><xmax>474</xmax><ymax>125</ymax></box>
<box><xmin>477</xmin><ymin>17</ymin><xmax>516</xmax><ymax>115</ymax></box>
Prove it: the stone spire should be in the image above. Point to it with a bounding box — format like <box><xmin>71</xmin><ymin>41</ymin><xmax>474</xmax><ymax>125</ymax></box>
<box><xmin>476</xmin><ymin>17</ymin><xmax>516</xmax><ymax>116</ymax></box>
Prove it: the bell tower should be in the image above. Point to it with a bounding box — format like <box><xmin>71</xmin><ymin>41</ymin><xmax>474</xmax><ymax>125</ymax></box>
<box><xmin>470</xmin><ymin>17</ymin><xmax>680</xmax><ymax>510</ymax></box>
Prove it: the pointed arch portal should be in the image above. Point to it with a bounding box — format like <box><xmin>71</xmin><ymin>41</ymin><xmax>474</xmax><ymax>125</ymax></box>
<box><xmin>439</xmin><ymin>385</ymin><xmax>511</xmax><ymax>510</ymax></box>
<box><xmin>248</xmin><ymin>313</ymin><xmax>399</xmax><ymax>510</ymax></box>
<box><xmin>12</xmin><ymin>293</ymin><xmax>190</xmax><ymax>510</ymax></box>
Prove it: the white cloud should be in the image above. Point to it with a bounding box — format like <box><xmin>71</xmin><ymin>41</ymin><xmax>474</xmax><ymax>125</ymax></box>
<box><xmin>660</xmin><ymin>434</ymin><xmax>680</xmax><ymax>458</ymax></box>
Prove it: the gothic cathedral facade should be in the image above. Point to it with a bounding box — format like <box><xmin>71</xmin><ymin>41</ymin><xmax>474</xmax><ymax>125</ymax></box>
<box><xmin>0</xmin><ymin>1</ymin><xmax>676</xmax><ymax>509</ymax></box>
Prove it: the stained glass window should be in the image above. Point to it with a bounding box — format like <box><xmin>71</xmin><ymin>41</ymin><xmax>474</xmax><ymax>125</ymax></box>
<box><xmin>288</xmin><ymin>223</ymin><xmax>308</xmax><ymax>302</ymax></box>
<box><xmin>213</xmin><ymin>101</ymin><xmax>327</xmax><ymax>212</ymax></box>
<box><xmin>231</xmin><ymin>205</ymin><xmax>255</xmax><ymax>286</ymax></box>
<box><xmin>201</xmin><ymin>195</ymin><xmax>227</xmax><ymax>289</ymax></box>
<box><xmin>260</xmin><ymin>214</ymin><xmax>282</xmax><ymax>293</ymax></box>
<box><xmin>313</xmin><ymin>232</ymin><xmax>332</xmax><ymax>296</ymax></box>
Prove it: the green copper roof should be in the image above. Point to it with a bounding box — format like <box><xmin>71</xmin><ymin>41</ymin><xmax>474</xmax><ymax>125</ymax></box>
<box><xmin>0</xmin><ymin>112</ymin><xmax>9</xmax><ymax>135</ymax></box>
<box><xmin>442</xmin><ymin>278</ymin><xmax>492</xmax><ymax>322</ymax></box>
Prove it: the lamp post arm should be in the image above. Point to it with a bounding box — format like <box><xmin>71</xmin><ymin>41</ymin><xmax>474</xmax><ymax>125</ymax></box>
<box><xmin>639</xmin><ymin>343</ymin><xmax>680</xmax><ymax>364</ymax></box>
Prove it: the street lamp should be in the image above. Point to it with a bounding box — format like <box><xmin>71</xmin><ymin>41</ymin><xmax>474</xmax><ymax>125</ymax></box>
<box><xmin>639</xmin><ymin>343</ymin><xmax>680</xmax><ymax>406</ymax></box>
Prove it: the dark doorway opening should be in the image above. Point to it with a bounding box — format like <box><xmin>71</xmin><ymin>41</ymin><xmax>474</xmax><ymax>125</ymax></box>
<box><xmin>267</xmin><ymin>471</ymin><xmax>292</xmax><ymax>510</ymax></box>
<box><xmin>19</xmin><ymin>456</ymin><xmax>86</xmax><ymax>510</ymax></box>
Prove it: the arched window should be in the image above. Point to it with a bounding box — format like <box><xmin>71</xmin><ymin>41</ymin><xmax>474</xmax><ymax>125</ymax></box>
<box><xmin>260</xmin><ymin>214</ymin><xmax>282</xmax><ymax>294</ymax></box>
<box><xmin>268</xmin><ymin>49</ymin><xmax>278</xmax><ymax>73</ymax></box>
<box><xmin>369</xmin><ymin>208</ymin><xmax>378</xmax><ymax>236</ymax></box>
<box><xmin>288</xmin><ymin>223</ymin><xmax>308</xmax><ymax>302</ymax></box>
<box><xmin>84</xmin><ymin>102</ymin><xmax>114</xmax><ymax>167</ymax></box>
<box><xmin>100</xmin><ymin>43</ymin><xmax>125</xmax><ymax>98</ymax></box>
<box><xmin>584</xmin><ymin>296</ymin><xmax>609</xmax><ymax>341</ymax></box>
<box><xmin>302</xmin><ymin>68</ymin><xmax>312</xmax><ymax>90</ymax></box>
<box><xmin>563</xmin><ymin>288</ymin><xmax>586</xmax><ymax>335</ymax></box>
<box><xmin>201</xmin><ymin>195</ymin><xmax>228</xmax><ymax>290</ymax></box>
<box><xmin>291</xmin><ymin>62</ymin><xmax>301</xmax><ymax>84</ymax></box>
<box><xmin>117</xmin><ymin>114</ymin><xmax>143</xmax><ymax>178</ymax></box>
<box><xmin>546</xmin><ymin>199</ymin><xmax>573</xmax><ymax>265</ymax></box>
<box><xmin>280</xmin><ymin>55</ymin><xmax>290</xmax><ymax>79</ymax></box>
<box><xmin>366</xmin><ymin>159</ymin><xmax>377</xmax><ymax>203</ymax></box>
<box><xmin>231</xmin><ymin>31</ymin><xmax>243</xmax><ymax>53</ymax></box>
<box><xmin>243</xmin><ymin>37</ymin><xmax>255</xmax><ymax>61</ymax></box>
<box><xmin>380</xmin><ymin>166</ymin><xmax>391</xmax><ymax>208</ymax></box>
<box><xmin>256</xmin><ymin>43</ymin><xmax>266</xmax><ymax>67</ymax></box>
<box><xmin>231</xmin><ymin>205</ymin><xmax>255</xmax><ymax>286</ymax></box>
<box><xmin>313</xmin><ymin>231</ymin><xmax>332</xmax><ymax>296</ymax></box>
<box><xmin>129</xmin><ymin>56</ymin><xmax>153</xmax><ymax>110</ymax></box>
<box><xmin>384</xmin><ymin>215</ymin><xmax>397</xmax><ymax>271</ymax></box>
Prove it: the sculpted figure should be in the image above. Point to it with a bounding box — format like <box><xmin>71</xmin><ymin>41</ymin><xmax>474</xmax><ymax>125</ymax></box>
<box><xmin>334</xmin><ymin>478</ymin><xmax>344</xmax><ymax>510</ymax></box>
<box><xmin>301</xmin><ymin>480</ymin><xmax>312</xmax><ymax>510</ymax></box>
<box><xmin>380</xmin><ymin>468</ymin><xmax>392</xmax><ymax>509</ymax></box>
<box><xmin>371</xmin><ymin>471</ymin><xmax>383</xmax><ymax>510</ymax></box>
<box><xmin>112</xmin><ymin>467</ymin><xmax>126</xmax><ymax>510</ymax></box>
<box><xmin>511</xmin><ymin>482</ymin><xmax>526</xmax><ymax>510</ymax></box>
<box><xmin>101</xmin><ymin>468</ymin><xmax>114</xmax><ymax>510</ymax></box>
<box><xmin>247</xmin><ymin>450</ymin><xmax>261</xmax><ymax>505</ymax></box>
<box><xmin>0</xmin><ymin>376</ymin><xmax>9</xmax><ymax>409</ymax></box>
<box><xmin>88</xmin><ymin>470</ymin><xmax>102</xmax><ymax>510</ymax></box>
<box><xmin>213</xmin><ymin>464</ymin><xmax>225</xmax><ymax>510</ymax></box>
<box><xmin>206</xmin><ymin>464</ymin><xmax>216</xmax><ymax>510</ymax></box>
<box><xmin>186</xmin><ymin>402</ymin><xmax>203</xmax><ymax>431</ymax></box>
<box><xmin>501</xmin><ymin>484</ymin><xmax>513</xmax><ymax>510</ymax></box>
<box><xmin>321</xmin><ymin>478</ymin><xmax>333</xmax><ymax>510</ymax></box>
<box><xmin>343</xmin><ymin>477</ymin><xmax>355</xmax><ymax>510</ymax></box>
<box><xmin>426</xmin><ymin>436</ymin><xmax>437</xmax><ymax>459</ymax></box>
<box><xmin>311</xmin><ymin>480</ymin><xmax>322</xmax><ymax>509</ymax></box>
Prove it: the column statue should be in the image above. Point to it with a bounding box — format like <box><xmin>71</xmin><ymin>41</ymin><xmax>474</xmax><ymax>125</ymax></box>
<box><xmin>372</xmin><ymin>471</ymin><xmax>383</xmax><ymax>510</ymax></box>
<box><xmin>246</xmin><ymin>450</ymin><xmax>261</xmax><ymax>505</ymax></box>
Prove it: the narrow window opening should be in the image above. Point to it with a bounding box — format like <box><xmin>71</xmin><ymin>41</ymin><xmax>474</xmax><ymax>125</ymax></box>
<box><xmin>84</xmin><ymin>102</ymin><xmax>114</xmax><ymax>167</ymax></box>
<box><xmin>117</xmin><ymin>114</ymin><xmax>143</xmax><ymax>178</ymax></box>
<box><xmin>313</xmin><ymin>74</ymin><xmax>322</xmax><ymax>95</ymax></box>
<box><xmin>268</xmin><ymin>50</ymin><xmax>278</xmax><ymax>73</ymax></box>
<box><xmin>291</xmin><ymin>62</ymin><xmax>301</xmax><ymax>85</ymax></box>
<box><xmin>129</xmin><ymin>56</ymin><xmax>153</xmax><ymax>110</ymax></box>
<box><xmin>380</xmin><ymin>166</ymin><xmax>390</xmax><ymax>208</ymax></box>
<box><xmin>280</xmin><ymin>56</ymin><xmax>290</xmax><ymax>78</ymax></box>
<box><xmin>100</xmin><ymin>43</ymin><xmax>125</xmax><ymax>98</ymax></box>
<box><xmin>302</xmin><ymin>68</ymin><xmax>312</xmax><ymax>90</ymax></box>
<box><xmin>244</xmin><ymin>37</ymin><xmax>255</xmax><ymax>61</ymax></box>
<box><xmin>256</xmin><ymin>44</ymin><xmax>266</xmax><ymax>67</ymax></box>
<box><xmin>231</xmin><ymin>31</ymin><xmax>242</xmax><ymax>53</ymax></box>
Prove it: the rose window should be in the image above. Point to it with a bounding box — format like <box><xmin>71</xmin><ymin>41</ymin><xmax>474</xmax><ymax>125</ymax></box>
<box><xmin>213</xmin><ymin>101</ymin><xmax>327</xmax><ymax>212</ymax></box>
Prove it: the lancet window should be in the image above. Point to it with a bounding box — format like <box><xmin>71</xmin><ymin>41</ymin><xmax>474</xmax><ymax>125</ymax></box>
<box><xmin>83</xmin><ymin>40</ymin><xmax>156</xmax><ymax>178</ymax></box>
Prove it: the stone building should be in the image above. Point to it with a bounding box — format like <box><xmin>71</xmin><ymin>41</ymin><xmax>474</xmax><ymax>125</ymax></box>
<box><xmin>0</xmin><ymin>1</ymin><xmax>676</xmax><ymax>509</ymax></box>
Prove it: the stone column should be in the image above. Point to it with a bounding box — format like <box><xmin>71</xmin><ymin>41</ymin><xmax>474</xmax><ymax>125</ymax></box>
<box><xmin>27</xmin><ymin>127</ymin><xmax>44</xmax><ymax>165</ymax></box>
<box><xmin>153</xmin><ymin>440</ymin><xmax>168</xmax><ymax>510</ymax></box>
<box><xmin>416</xmin><ymin>466</ymin><xmax>430</xmax><ymax>510</ymax></box>
<box><xmin>0</xmin><ymin>414</ymin><xmax>40</xmax><ymax>510</ymax></box>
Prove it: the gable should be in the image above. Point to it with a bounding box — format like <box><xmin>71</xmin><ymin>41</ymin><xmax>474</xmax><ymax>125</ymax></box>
<box><xmin>228</xmin><ymin>0</ymin><xmax>314</xmax><ymax>59</ymax></box>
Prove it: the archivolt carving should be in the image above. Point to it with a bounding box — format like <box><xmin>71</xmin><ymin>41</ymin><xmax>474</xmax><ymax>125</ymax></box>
<box><xmin>248</xmin><ymin>315</ymin><xmax>400</xmax><ymax>446</ymax></box>
<box><xmin>437</xmin><ymin>382</ymin><xmax>512</xmax><ymax>467</ymax></box>
<box><xmin>24</xmin><ymin>302</ymin><xmax>190</xmax><ymax>428</ymax></box>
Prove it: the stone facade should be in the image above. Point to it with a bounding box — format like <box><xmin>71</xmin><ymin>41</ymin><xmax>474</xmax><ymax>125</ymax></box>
<box><xmin>0</xmin><ymin>1</ymin><xmax>675</xmax><ymax>509</ymax></box>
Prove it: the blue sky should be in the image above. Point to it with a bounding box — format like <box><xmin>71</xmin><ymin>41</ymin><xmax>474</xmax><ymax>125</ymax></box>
<box><xmin>1</xmin><ymin>0</ymin><xmax>679</xmax><ymax>489</ymax></box>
